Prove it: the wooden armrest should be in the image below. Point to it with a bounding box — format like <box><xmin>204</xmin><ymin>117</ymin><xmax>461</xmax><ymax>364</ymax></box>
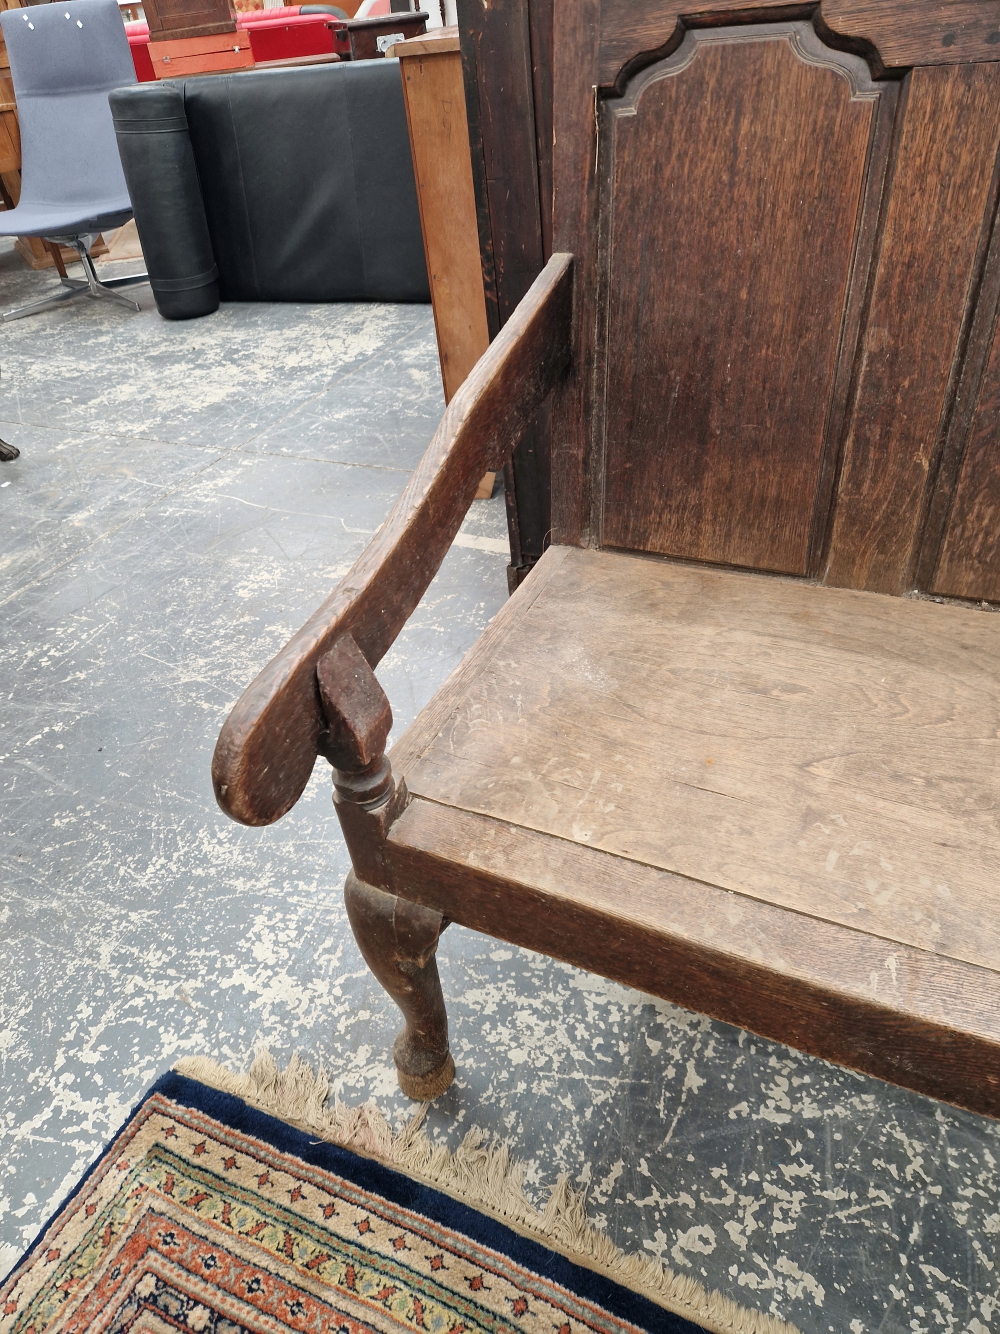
<box><xmin>212</xmin><ymin>252</ymin><xmax>573</xmax><ymax>828</ymax></box>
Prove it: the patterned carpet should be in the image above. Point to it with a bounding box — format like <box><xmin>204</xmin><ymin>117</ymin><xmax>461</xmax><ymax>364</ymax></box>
<box><xmin>0</xmin><ymin>1066</ymin><xmax>800</xmax><ymax>1334</ymax></box>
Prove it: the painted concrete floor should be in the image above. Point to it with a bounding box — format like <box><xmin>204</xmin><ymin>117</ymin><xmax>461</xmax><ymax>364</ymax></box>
<box><xmin>1</xmin><ymin>240</ymin><xmax>999</xmax><ymax>1334</ymax></box>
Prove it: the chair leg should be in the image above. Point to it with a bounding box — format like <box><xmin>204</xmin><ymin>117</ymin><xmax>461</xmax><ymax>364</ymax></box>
<box><xmin>1</xmin><ymin>233</ymin><xmax>148</xmax><ymax>321</ymax></box>
<box><xmin>72</xmin><ymin>244</ymin><xmax>147</xmax><ymax>311</ymax></box>
<box><xmin>344</xmin><ymin>871</ymin><xmax>455</xmax><ymax>1101</ymax></box>
<box><xmin>1</xmin><ymin>282</ymin><xmax>89</xmax><ymax>322</ymax></box>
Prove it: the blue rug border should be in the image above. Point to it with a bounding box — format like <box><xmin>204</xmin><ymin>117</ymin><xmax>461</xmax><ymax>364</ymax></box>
<box><xmin>5</xmin><ymin>1068</ymin><xmax>708</xmax><ymax>1334</ymax></box>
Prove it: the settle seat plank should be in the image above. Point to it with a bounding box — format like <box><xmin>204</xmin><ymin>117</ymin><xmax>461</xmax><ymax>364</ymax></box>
<box><xmin>385</xmin><ymin>799</ymin><xmax>1000</xmax><ymax>1117</ymax></box>
<box><xmin>397</xmin><ymin>546</ymin><xmax>1000</xmax><ymax>975</ymax></box>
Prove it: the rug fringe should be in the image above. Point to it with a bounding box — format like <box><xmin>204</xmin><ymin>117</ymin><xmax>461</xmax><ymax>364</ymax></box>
<box><xmin>174</xmin><ymin>1051</ymin><xmax>800</xmax><ymax>1334</ymax></box>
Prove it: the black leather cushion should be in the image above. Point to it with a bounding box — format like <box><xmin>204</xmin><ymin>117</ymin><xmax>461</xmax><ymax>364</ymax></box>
<box><xmin>110</xmin><ymin>81</ymin><xmax>220</xmax><ymax>320</ymax></box>
<box><xmin>111</xmin><ymin>57</ymin><xmax>429</xmax><ymax>316</ymax></box>
<box><xmin>185</xmin><ymin>57</ymin><xmax>429</xmax><ymax>303</ymax></box>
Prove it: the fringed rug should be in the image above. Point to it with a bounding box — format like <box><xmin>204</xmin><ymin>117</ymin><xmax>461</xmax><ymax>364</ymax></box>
<box><xmin>0</xmin><ymin>1054</ymin><xmax>799</xmax><ymax>1334</ymax></box>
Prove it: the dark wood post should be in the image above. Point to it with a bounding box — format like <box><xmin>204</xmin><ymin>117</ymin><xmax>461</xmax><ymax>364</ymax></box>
<box><xmin>458</xmin><ymin>0</ymin><xmax>554</xmax><ymax>590</ymax></box>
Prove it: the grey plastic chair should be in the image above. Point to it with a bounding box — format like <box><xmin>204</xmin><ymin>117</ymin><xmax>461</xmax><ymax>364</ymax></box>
<box><xmin>0</xmin><ymin>0</ymin><xmax>148</xmax><ymax>321</ymax></box>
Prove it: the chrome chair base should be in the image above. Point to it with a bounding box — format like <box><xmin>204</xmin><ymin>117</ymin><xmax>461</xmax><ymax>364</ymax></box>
<box><xmin>2</xmin><ymin>237</ymin><xmax>148</xmax><ymax>322</ymax></box>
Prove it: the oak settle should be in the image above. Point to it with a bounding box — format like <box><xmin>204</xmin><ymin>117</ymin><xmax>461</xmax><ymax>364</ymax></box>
<box><xmin>214</xmin><ymin>0</ymin><xmax>1000</xmax><ymax>1114</ymax></box>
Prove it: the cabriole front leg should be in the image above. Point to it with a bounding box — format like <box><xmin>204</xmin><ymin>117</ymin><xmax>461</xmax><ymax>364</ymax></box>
<box><xmin>344</xmin><ymin>872</ymin><xmax>454</xmax><ymax>1100</ymax></box>
<box><xmin>315</xmin><ymin>634</ymin><xmax>455</xmax><ymax>1100</ymax></box>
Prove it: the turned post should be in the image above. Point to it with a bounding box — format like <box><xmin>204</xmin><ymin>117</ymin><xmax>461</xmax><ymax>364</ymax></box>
<box><xmin>316</xmin><ymin>635</ymin><xmax>454</xmax><ymax>1100</ymax></box>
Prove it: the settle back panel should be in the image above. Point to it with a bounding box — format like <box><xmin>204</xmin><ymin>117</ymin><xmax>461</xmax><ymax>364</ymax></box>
<box><xmin>551</xmin><ymin>0</ymin><xmax>1000</xmax><ymax>603</ymax></box>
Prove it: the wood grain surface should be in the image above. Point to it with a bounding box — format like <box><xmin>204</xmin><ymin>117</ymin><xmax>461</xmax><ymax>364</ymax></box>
<box><xmin>597</xmin><ymin>0</ymin><xmax>1000</xmax><ymax>88</ymax></box>
<box><xmin>399</xmin><ymin>545</ymin><xmax>1000</xmax><ymax>973</ymax></box>
<box><xmin>558</xmin><ymin>20</ymin><xmax>1000</xmax><ymax>596</ymax></box>
<box><xmin>598</xmin><ymin>25</ymin><xmax>882</xmax><ymax>574</ymax></box>
<box><xmin>822</xmin><ymin>0</ymin><xmax>1000</xmax><ymax>70</ymax></box>
<box><xmin>457</xmin><ymin>0</ymin><xmax>553</xmax><ymax>582</ymax></box>
<box><xmin>212</xmin><ymin>253</ymin><xmax>573</xmax><ymax>828</ymax></box>
<box><xmin>389</xmin><ymin>28</ymin><xmax>459</xmax><ymax>57</ymax></box>
<box><xmin>386</xmin><ymin>797</ymin><xmax>1000</xmax><ymax>1117</ymax></box>
<box><xmin>395</xmin><ymin>30</ymin><xmax>491</xmax><ymax>404</ymax></box>
<box><xmin>0</xmin><ymin>0</ymin><xmax>22</xmax><ymax>200</ymax></box>
<box><xmin>825</xmin><ymin>62</ymin><xmax>1000</xmax><ymax>594</ymax></box>
<box><xmin>217</xmin><ymin>0</ymin><xmax>1000</xmax><ymax>1116</ymax></box>
<box><xmin>550</xmin><ymin>0</ymin><xmax>601</xmax><ymax>546</ymax></box>
<box><xmin>932</xmin><ymin>315</ymin><xmax>1000</xmax><ymax>602</ymax></box>
<box><xmin>0</xmin><ymin>103</ymin><xmax>18</xmax><ymax>177</ymax></box>
<box><xmin>148</xmin><ymin>29</ymin><xmax>253</xmax><ymax>76</ymax></box>
<box><xmin>143</xmin><ymin>0</ymin><xmax>237</xmax><ymax>41</ymax></box>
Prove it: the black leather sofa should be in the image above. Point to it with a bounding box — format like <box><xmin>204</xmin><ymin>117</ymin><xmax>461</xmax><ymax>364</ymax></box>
<box><xmin>110</xmin><ymin>58</ymin><xmax>429</xmax><ymax>320</ymax></box>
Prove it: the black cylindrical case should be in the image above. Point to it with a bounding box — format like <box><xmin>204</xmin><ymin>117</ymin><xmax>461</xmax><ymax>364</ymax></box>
<box><xmin>110</xmin><ymin>82</ymin><xmax>220</xmax><ymax>320</ymax></box>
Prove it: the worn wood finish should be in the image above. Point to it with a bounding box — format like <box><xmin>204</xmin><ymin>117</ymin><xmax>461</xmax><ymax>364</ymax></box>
<box><xmin>457</xmin><ymin>0</ymin><xmax>544</xmax><ymax>350</ymax></box>
<box><xmin>550</xmin><ymin>0</ymin><xmax>600</xmax><ymax>547</ymax></box>
<box><xmin>598</xmin><ymin>0</ymin><xmax>802</xmax><ymax>88</ymax></box>
<box><xmin>212</xmin><ymin>253</ymin><xmax>573</xmax><ymax>828</ymax></box>
<box><xmin>553</xmin><ymin>11</ymin><xmax>1000</xmax><ymax>595</ymax></box>
<box><xmin>344</xmin><ymin>872</ymin><xmax>454</xmax><ymax>1100</ymax></box>
<box><xmin>928</xmin><ymin>182</ymin><xmax>1000</xmax><ymax>605</ymax></box>
<box><xmin>0</xmin><ymin>0</ymin><xmax>22</xmax><ymax>223</ymax></box>
<box><xmin>0</xmin><ymin>104</ymin><xmax>17</xmax><ymax>176</ymax></box>
<box><xmin>330</xmin><ymin>12</ymin><xmax>427</xmax><ymax>61</ymax></box>
<box><xmin>395</xmin><ymin>25</ymin><xmax>490</xmax><ymax>403</ymax></box>
<box><xmin>527</xmin><ymin>0</ymin><xmax>553</xmax><ymax>262</ymax></box>
<box><xmin>148</xmin><ymin>29</ymin><xmax>253</xmax><ymax>76</ymax></box>
<box><xmin>316</xmin><ymin>635</ymin><xmax>393</xmax><ymax>776</ymax></box>
<box><xmin>385</xmin><ymin>799</ymin><xmax>1000</xmax><ymax>1118</ymax></box>
<box><xmin>15</xmin><ymin>234</ymin><xmax>108</xmax><ymax>270</ymax></box>
<box><xmin>915</xmin><ymin>177</ymin><xmax>1000</xmax><ymax>600</ymax></box>
<box><xmin>457</xmin><ymin>0</ymin><xmax>552</xmax><ymax>585</ymax></box>
<box><xmin>143</xmin><ymin>0</ymin><xmax>238</xmax><ymax>42</ymax></box>
<box><xmin>393</xmin><ymin>27</ymin><xmax>494</xmax><ymax>498</ymax></box>
<box><xmin>400</xmin><ymin>545</ymin><xmax>1000</xmax><ymax>972</ymax></box>
<box><xmin>822</xmin><ymin>0</ymin><xmax>1000</xmax><ymax>70</ymax></box>
<box><xmin>218</xmin><ymin>0</ymin><xmax>1000</xmax><ymax>1109</ymax></box>
<box><xmin>597</xmin><ymin>0</ymin><xmax>1000</xmax><ymax>88</ymax></box>
<box><xmin>825</xmin><ymin>62</ymin><xmax>1000</xmax><ymax>593</ymax></box>
<box><xmin>598</xmin><ymin>25</ymin><xmax>886</xmax><ymax>574</ymax></box>
<box><xmin>0</xmin><ymin>0</ymin><xmax>22</xmax><ymax>108</ymax></box>
<box><xmin>930</xmin><ymin>306</ymin><xmax>1000</xmax><ymax>603</ymax></box>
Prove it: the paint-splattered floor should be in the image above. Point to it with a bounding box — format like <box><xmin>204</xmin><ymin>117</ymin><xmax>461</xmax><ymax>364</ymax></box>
<box><xmin>1</xmin><ymin>241</ymin><xmax>998</xmax><ymax>1333</ymax></box>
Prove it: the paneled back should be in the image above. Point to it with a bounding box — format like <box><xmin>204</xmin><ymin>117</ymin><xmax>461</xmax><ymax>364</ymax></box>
<box><xmin>551</xmin><ymin>0</ymin><xmax>1000</xmax><ymax>601</ymax></box>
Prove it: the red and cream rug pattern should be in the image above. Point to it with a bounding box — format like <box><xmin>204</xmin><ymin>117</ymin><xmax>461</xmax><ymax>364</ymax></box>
<box><xmin>0</xmin><ymin>1058</ymin><xmax>800</xmax><ymax>1334</ymax></box>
